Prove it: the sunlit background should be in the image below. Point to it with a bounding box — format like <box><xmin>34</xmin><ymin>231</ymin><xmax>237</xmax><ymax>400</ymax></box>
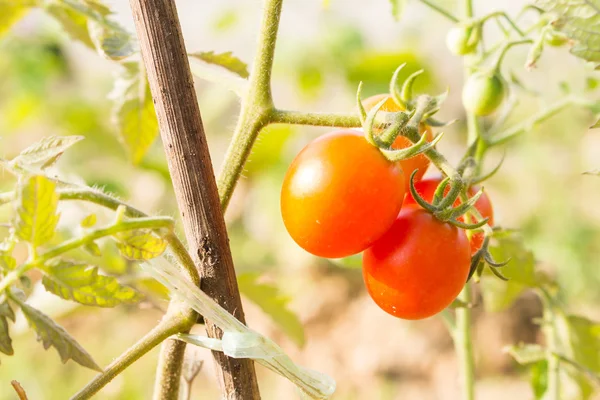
<box><xmin>1</xmin><ymin>0</ymin><xmax>599</xmax><ymax>399</ymax></box>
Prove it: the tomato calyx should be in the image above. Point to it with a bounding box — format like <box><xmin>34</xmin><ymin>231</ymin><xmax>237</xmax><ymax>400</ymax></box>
<box><xmin>407</xmin><ymin>170</ymin><xmax>489</xmax><ymax>230</ymax></box>
<box><xmin>467</xmin><ymin>236</ymin><xmax>511</xmax><ymax>283</ymax></box>
<box><xmin>357</xmin><ymin>77</ymin><xmax>448</xmax><ymax>163</ymax></box>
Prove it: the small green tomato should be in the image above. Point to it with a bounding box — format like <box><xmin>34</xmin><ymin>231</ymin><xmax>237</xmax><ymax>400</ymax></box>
<box><xmin>446</xmin><ymin>25</ymin><xmax>479</xmax><ymax>55</ymax></box>
<box><xmin>462</xmin><ymin>72</ymin><xmax>506</xmax><ymax>116</ymax></box>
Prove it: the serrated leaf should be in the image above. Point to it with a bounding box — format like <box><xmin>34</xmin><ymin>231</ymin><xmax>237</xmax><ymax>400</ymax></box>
<box><xmin>238</xmin><ymin>272</ymin><xmax>305</xmax><ymax>347</ymax></box>
<box><xmin>46</xmin><ymin>1</ymin><xmax>95</xmax><ymax>48</ymax></box>
<box><xmin>17</xmin><ymin>299</ymin><xmax>101</xmax><ymax>371</ymax></box>
<box><xmin>84</xmin><ymin>241</ymin><xmax>102</xmax><ymax>257</ymax></box>
<box><xmin>12</xmin><ymin>135</ymin><xmax>84</xmax><ymax>167</ymax></box>
<box><xmin>536</xmin><ymin>0</ymin><xmax>600</xmax><ymax>65</ymax></box>
<box><xmin>88</xmin><ymin>18</ymin><xmax>134</xmax><ymax>60</ymax></box>
<box><xmin>481</xmin><ymin>233</ymin><xmax>539</xmax><ymax>312</ymax></box>
<box><xmin>109</xmin><ymin>62</ymin><xmax>159</xmax><ymax>164</ymax></box>
<box><xmin>42</xmin><ymin>261</ymin><xmax>142</xmax><ymax>307</ymax></box>
<box><xmin>389</xmin><ymin>0</ymin><xmax>405</xmax><ymax>21</ymax></box>
<box><xmin>115</xmin><ymin>230</ymin><xmax>167</xmax><ymax>260</ymax></box>
<box><xmin>0</xmin><ymin>2</ymin><xmax>31</xmax><ymax>39</ymax></box>
<box><xmin>0</xmin><ymin>317</ymin><xmax>13</xmax><ymax>356</ymax></box>
<box><xmin>80</xmin><ymin>213</ymin><xmax>97</xmax><ymax>228</ymax></box>
<box><xmin>47</xmin><ymin>0</ymin><xmax>134</xmax><ymax>60</ymax></box>
<box><xmin>505</xmin><ymin>343</ymin><xmax>546</xmax><ymax>364</ymax></box>
<box><xmin>15</xmin><ymin>176</ymin><xmax>60</xmax><ymax>248</ymax></box>
<box><xmin>189</xmin><ymin>51</ymin><xmax>249</xmax><ymax>79</ymax></box>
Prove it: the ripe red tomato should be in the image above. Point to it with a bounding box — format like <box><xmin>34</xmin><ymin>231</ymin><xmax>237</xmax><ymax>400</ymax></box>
<box><xmin>281</xmin><ymin>130</ymin><xmax>406</xmax><ymax>258</ymax></box>
<box><xmin>362</xmin><ymin>206</ymin><xmax>471</xmax><ymax>320</ymax></box>
<box><xmin>362</xmin><ymin>94</ymin><xmax>434</xmax><ymax>190</ymax></box>
<box><xmin>404</xmin><ymin>177</ymin><xmax>494</xmax><ymax>254</ymax></box>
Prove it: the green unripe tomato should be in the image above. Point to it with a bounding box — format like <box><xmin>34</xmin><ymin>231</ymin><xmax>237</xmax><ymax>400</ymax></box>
<box><xmin>446</xmin><ymin>25</ymin><xmax>479</xmax><ymax>55</ymax></box>
<box><xmin>462</xmin><ymin>72</ymin><xmax>506</xmax><ymax>116</ymax></box>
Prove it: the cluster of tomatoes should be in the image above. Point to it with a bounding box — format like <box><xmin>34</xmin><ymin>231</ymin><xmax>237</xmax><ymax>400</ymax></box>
<box><xmin>280</xmin><ymin>94</ymin><xmax>494</xmax><ymax>320</ymax></box>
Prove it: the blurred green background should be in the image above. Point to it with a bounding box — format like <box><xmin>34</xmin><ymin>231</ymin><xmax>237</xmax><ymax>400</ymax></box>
<box><xmin>1</xmin><ymin>0</ymin><xmax>599</xmax><ymax>399</ymax></box>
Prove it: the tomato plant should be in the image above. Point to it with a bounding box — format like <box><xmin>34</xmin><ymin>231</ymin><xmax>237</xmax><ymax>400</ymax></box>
<box><xmin>281</xmin><ymin>129</ymin><xmax>405</xmax><ymax>258</ymax></box>
<box><xmin>362</xmin><ymin>206</ymin><xmax>471</xmax><ymax>320</ymax></box>
<box><xmin>404</xmin><ymin>177</ymin><xmax>494</xmax><ymax>254</ymax></box>
<box><xmin>362</xmin><ymin>94</ymin><xmax>434</xmax><ymax>188</ymax></box>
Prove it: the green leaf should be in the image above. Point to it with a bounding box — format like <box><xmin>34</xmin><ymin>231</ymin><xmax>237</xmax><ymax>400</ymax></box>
<box><xmin>480</xmin><ymin>233</ymin><xmax>539</xmax><ymax>312</ymax></box>
<box><xmin>0</xmin><ymin>299</ymin><xmax>16</xmax><ymax>322</ymax></box>
<box><xmin>0</xmin><ymin>316</ymin><xmax>13</xmax><ymax>356</ymax></box>
<box><xmin>0</xmin><ymin>2</ymin><xmax>32</xmax><ymax>39</ymax></box>
<box><xmin>42</xmin><ymin>261</ymin><xmax>142</xmax><ymax>307</ymax></box>
<box><xmin>80</xmin><ymin>213</ymin><xmax>97</xmax><ymax>228</ymax></box>
<box><xmin>530</xmin><ymin>360</ymin><xmax>548</xmax><ymax>399</ymax></box>
<box><xmin>0</xmin><ymin>253</ymin><xmax>16</xmax><ymax>271</ymax></box>
<box><xmin>505</xmin><ymin>343</ymin><xmax>546</xmax><ymax>364</ymax></box>
<box><xmin>189</xmin><ymin>51</ymin><xmax>249</xmax><ymax>79</ymax></box>
<box><xmin>109</xmin><ymin>62</ymin><xmax>159</xmax><ymax>164</ymax></box>
<box><xmin>536</xmin><ymin>0</ymin><xmax>600</xmax><ymax>65</ymax></box>
<box><xmin>15</xmin><ymin>176</ymin><xmax>60</xmax><ymax>248</ymax></box>
<box><xmin>551</xmin><ymin>314</ymin><xmax>600</xmax><ymax>398</ymax></box>
<box><xmin>47</xmin><ymin>0</ymin><xmax>135</xmax><ymax>60</ymax></box>
<box><xmin>389</xmin><ymin>0</ymin><xmax>405</xmax><ymax>21</ymax></box>
<box><xmin>46</xmin><ymin>1</ymin><xmax>95</xmax><ymax>48</ymax></box>
<box><xmin>238</xmin><ymin>272</ymin><xmax>305</xmax><ymax>347</ymax></box>
<box><xmin>115</xmin><ymin>229</ymin><xmax>167</xmax><ymax>260</ymax></box>
<box><xmin>16</xmin><ymin>299</ymin><xmax>101</xmax><ymax>371</ymax></box>
<box><xmin>12</xmin><ymin>135</ymin><xmax>84</xmax><ymax>168</ymax></box>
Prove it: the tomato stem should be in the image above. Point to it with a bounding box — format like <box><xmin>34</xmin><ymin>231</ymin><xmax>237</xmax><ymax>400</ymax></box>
<box><xmin>455</xmin><ymin>284</ymin><xmax>476</xmax><ymax>400</ymax></box>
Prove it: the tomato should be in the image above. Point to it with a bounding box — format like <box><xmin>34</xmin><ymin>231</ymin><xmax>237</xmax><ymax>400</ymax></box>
<box><xmin>362</xmin><ymin>94</ymin><xmax>434</xmax><ymax>189</ymax></box>
<box><xmin>446</xmin><ymin>25</ymin><xmax>479</xmax><ymax>55</ymax></box>
<box><xmin>462</xmin><ymin>72</ymin><xmax>506</xmax><ymax>116</ymax></box>
<box><xmin>281</xmin><ymin>130</ymin><xmax>406</xmax><ymax>258</ymax></box>
<box><xmin>404</xmin><ymin>177</ymin><xmax>494</xmax><ymax>254</ymax></box>
<box><xmin>362</xmin><ymin>206</ymin><xmax>470</xmax><ymax>320</ymax></box>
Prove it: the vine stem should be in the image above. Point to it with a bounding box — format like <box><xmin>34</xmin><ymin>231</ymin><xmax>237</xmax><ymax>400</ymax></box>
<box><xmin>217</xmin><ymin>0</ymin><xmax>283</xmax><ymax>211</ymax></box>
<box><xmin>540</xmin><ymin>288</ymin><xmax>561</xmax><ymax>400</ymax></box>
<box><xmin>455</xmin><ymin>284</ymin><xmax>475</xmax><ymax>400</ymax></box>
<box><xmin>70</xmin><ymin>304</ymin><xmax>196</xmax><ymax>400</ymax></box>
<box><xmin>453</xmin><ymin>1</ymin><xmax>477</xmax><ymax>399</ymax></box>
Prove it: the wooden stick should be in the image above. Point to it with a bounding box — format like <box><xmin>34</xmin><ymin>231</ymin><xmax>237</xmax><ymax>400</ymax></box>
<box><xmin>128</xmin><ymin>0</ymin><xmax>261</xmax><ymax>399</ymax></box>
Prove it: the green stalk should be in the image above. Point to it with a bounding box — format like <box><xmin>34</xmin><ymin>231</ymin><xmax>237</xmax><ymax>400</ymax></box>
<box><xmin>216</xmin><ymin>0</ymin><xmax>283</xmax><ymax>211</ymax></box>
<box><xmin>540</xmin><ymin>289</ymin><xmax>561</xmax><ymax>400</ymax></box>
<box><xmin>453</xmin><ymin>1</ymin><xmax>477</xmax><ymax>399</ymax></box>
<box><xmin>455</xmin><ymin>283</ymin><xmax>475</xmax><ymax>400</ymax></box>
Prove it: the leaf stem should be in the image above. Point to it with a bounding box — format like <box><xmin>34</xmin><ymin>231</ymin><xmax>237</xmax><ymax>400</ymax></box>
<box><xmin>488</xmin><ymin>97</ymin><xmax>583</xmax><ymax>146</ymax></box>
<box><xmin>418</xmin><ymin>0</ymin><xmax>460</xmax><ymax>23</ymax></box>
